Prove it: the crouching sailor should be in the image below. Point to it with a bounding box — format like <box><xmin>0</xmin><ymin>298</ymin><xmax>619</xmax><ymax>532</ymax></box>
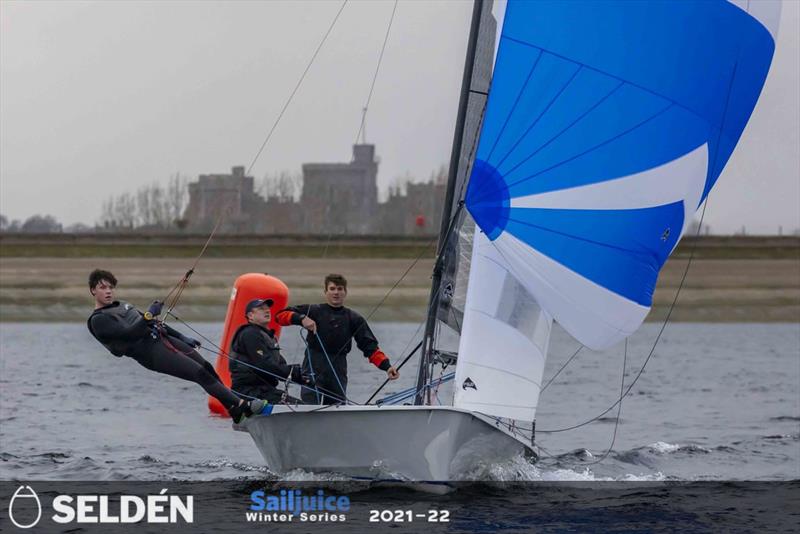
<box><xmin>230</xmin><ymin>298</ymin><xmax>313</xmax><ymax>404</ymax></box>
<box><xmin>86</xmin><ymin>268</ymin><xmax>266</xmax><ymax>424</ymax></box>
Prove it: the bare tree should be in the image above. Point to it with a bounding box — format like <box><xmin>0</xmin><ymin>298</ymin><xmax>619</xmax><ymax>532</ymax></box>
<box><xmin>259</xmin><ymin>171</ymin><xmax>301</xmax><ymax>203</ymax></box>
<box><xmin>167</xmin><ymin>173</ymin><xmax>189</xmax><ymax>225</ymax></box>
<box><xmin>99</xmin><ymin>198</ymin><xmax>115</xmax><ymax>228</ymax></box>
<box><xmin>137</xmin><ymin>183</ymin><xmax>165</xmax><ymax>227</ymax></box>
<box><xmin>136</xmin><ymin>186</ymin><xmax>153</xmax><ymax>226</ymax></box>
<box><xmin>116</xmin><ymin>193</ymin><xmax>138</xmax><ymax>229</ymax></box>
<box><xmin>98</xmin><ymin>173</ymin><xmax>191</xmax><ymax>231</ymax></box>
<box><xmin>137</xmin><ymin>182</ymin><xmax>179</xmax><ymax>228</ymax></box>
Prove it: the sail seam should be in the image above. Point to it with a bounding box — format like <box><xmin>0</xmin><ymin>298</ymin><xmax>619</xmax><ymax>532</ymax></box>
<box><xmin>492</xmin><ymin>63</ymin><xmax>583</xmax><ymax>172</ymax></box>
<box><xmin>496</xmin><ymin>80</ymin><xmax>625</xmax><ymax>182</ymax></box>
<box><xmin>472</xmin><ymin>102</ymin><xmax>676</xmax><ymax>204</ymax></box>
<box><xmin>501</xmin><ymin>35</ymin><xmax>698</xmax><ymax>119</ymax></box>
<box><xmin>484</xmin><ymin>48</ymin><xmax>544</xmax><ymax>162</ymax></box>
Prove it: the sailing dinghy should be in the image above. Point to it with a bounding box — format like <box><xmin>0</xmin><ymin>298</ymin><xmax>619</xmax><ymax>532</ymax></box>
<box><xmin>237</xmin><ymin>0</ymin><xmax>780</xmax><ymax>481</ymax></box>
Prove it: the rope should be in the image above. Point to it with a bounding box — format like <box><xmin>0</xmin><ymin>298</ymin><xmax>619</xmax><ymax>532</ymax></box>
<box><xmin>246</xmin><ymin>0</ymin><xmax>348</xmax><ymax>176</ymax></box>
<box><xmin>318</xmin><ymin>235</ymin><xmax>437</xmax><ymax>361</ymax></box>
<box><xmin>583</xmin><ymin>338</ymin><xmax>626</xmax><ymax>465</ymax></box>
<box><xmin>377</xmin><ymin>372</ymin><xmax>455</xmax><ymax>405</ymax></box>
<box><xmin>161</xmin><ymin>207</ymin><xmax>230</xmax><ymax>319</ymax></box>
<box><xmin>362</xmin><ymin>280</ymin><xmax>445</xmax><ymax>404</ymax></box>
<box><xmin>299</xmin><ymin>331</ymin><xmax>321</xmax><ymax>404</ymax></box>
<box><xmin>535</xmin><ymin>61</ymin><xmax>738</xmax><ymax>441</ymax></box>
<box><xmin>364</xmin><ymin>339</ymin><xmax>423</xmax><ymax>404</ymax></box>
<box><xmin>354</xmin><ymin>0</ymin><xmax>398</xmax><ymax>145</ymax></box>
<box><xmin>311</xmin><ymin>331</ymin><xmax>348</xmax><ymax>403</ymax></box>
<box><xmin>159</xmin><ymin>2</ymin><xmax>348</xmax><ymax>316</ymax></box>
<box><xmin>165</xmin><ymin>311</ymin><xmax>351</xmax><ymax>404</ymax></box>
<box><xmin>537</xmin><ymin>200</ymin><xmax>710</xmax><ymax>434</ymax></box>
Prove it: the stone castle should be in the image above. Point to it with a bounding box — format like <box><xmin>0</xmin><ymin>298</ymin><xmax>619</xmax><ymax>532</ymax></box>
<box><xmin>183</xmin><ymin>144</ymin><xmax>445</xmax><ymax>235</ymax></box>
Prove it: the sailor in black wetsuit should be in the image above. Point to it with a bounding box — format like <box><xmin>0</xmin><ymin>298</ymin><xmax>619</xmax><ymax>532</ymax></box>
<box><xmin>86</xmin><ymin>269</ymin><xmax>266</xmax><ymax>423</ymax></box>
<box><xmin>276</xmin><ymin>273</ymin><xmax>399</xmax><ymax>404</ymax></box>
<box><xmin>229</xmin><ymin>298</ymin><xmax>312</xmax><ymax>404</ymax></box>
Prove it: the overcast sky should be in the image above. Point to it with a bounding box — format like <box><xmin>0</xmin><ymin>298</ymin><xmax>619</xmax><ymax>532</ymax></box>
<box><xmin>1</xmin><ymin>0</ymin><xmax>798</xmax><ymax>234</ymax></box>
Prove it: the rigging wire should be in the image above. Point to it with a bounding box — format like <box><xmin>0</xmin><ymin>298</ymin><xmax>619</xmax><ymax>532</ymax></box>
<box><xmin>354</xmin><ymin>0</ymin><xmax>399</xmax><ymax>145</ymax></box>
<box><xmin>321</xmin><ymin>1</ymin><xmax>398</xmax><ymax>257</ymax></box>
<box><xmin>165</xmin><ymin>308</ymin><xmax>435</xmax><ymax>407</ymax></box>
<box><xmin>539</xmin><ymin>344</ymin><xmax>583</xmax><ymax>395</ymax></box>
<box><xmin>317</xmin><ymin>235</ymin><xmax>438</xmax><ymax>363</ymax></box>
<box><xmin>363</xmin><ymin>281</ymin><xmax>445</xmax><ymax>404</ymax></box>
<box><xmin>246</xmin><ymin>0</ymin><xmax>348</xmax><ymax>176</ymax></box>
<box><xmin>533</xmin><ymin>62</ymin><xmax>740</xmax><ymax>450</ymax></box>
<box><xmin>416</xmin><ymin>96</ymin><xmax>489</xmax><ymax>404</ymax></box>
<box><xmin>159</xmin><ymin>1</ymin><xmax>349</xmax><ymax>313</ymax></box>
<box><xmin>165</xmin><ymin>311</ymin><xmax>353</xmax><ymax>404</ymax></box>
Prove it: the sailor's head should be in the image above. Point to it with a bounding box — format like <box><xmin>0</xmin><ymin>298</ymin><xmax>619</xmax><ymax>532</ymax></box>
<box><xmin>245</xmin><ymin>298</ymin><xmax>273</xmax><ymax>326</ymax></box>
<box><xmin>89</xmin><ymin>269</ymin><xmax>117</xmax><ymax>305</ymax></box>
<box><xmin>324</xmin><ymin>274</ymin><xmax>347</xmax><ymax>308</ymax></box>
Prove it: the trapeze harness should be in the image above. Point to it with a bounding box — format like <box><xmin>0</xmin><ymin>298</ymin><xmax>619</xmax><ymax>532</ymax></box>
<box><xmin>87</xmin><ymin>301</ymin><xmax>242</xmax><ymax>410</ymax></box>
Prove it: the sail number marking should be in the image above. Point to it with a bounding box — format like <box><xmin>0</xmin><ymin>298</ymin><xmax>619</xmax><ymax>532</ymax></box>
<box><xmin>369</xmin><ymin>509</ymin><xmax>450</xmax><ymax>522</ymax></box>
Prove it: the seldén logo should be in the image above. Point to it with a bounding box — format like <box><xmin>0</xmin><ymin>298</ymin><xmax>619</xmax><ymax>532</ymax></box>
<box><xmin>8</xmin><ymin>486</ymin><xmax>42</xmax><ymax>529</ymax></box>
<box><xmin>7</xmin><ymin>485</ymin><xmax>193</xmax><ymax>527</ymax></box>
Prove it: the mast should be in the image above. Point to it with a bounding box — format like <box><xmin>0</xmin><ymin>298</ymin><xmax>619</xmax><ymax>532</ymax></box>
<box><xmin>414</xmin><ymin>0</ymin><xmax>485</xmax><ymax>405</ymax></box>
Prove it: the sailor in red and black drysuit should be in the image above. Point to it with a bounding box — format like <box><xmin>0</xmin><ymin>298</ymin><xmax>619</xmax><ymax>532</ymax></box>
<box><xmin>276</xmin><ymin>302</ymin><xmax>397</xmax><ymax>404</ymax></box>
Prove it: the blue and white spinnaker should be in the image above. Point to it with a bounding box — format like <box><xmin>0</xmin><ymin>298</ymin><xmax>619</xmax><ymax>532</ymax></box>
<box><xmin>455</xmin><ymin>0</ymin><xmax>779</xmax><ymax>420</ymax></box>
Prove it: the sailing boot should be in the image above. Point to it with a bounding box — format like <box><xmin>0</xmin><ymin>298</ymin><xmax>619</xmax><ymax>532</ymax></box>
<box><xmin>230</xmin><ymin>399</ymin><xmax>271</xmax><ymax>424</ymax></box>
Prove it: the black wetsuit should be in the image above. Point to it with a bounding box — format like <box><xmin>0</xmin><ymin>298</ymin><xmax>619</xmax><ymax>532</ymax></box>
<box><xmin>87</xmin><ymin>301</ymin><xmax>242</xmax><ymax>410</ymax></box>
<box><xmin>277</xmin><ymin>304</ymin><xmax>388</xmax><ymax>405</ymax></box>
<box><xmin>229</xmin><ymin>323</ymin><xmax>303</xmax><ymax>404</ymax></box>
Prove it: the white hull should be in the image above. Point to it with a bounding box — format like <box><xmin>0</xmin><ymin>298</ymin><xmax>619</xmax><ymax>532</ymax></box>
<box><xmin>236</xmin><ymin>405</ymin><xmax>534</xmax><ymax>481</ymax></box>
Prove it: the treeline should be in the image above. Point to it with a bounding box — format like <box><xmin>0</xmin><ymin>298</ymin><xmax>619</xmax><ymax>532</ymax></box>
<box><xmin>98</xmin><ymin>171</ymin><xmax>303</xmax><ymax>230</ymax></box>
<box><xmin>99</xmin><ymin>174</ymin><xmax>189</xmax><ymax>230</ymax></box>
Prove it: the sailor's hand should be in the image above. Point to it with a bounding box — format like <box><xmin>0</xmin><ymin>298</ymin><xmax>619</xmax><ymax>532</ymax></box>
<box><xmin>184</xmin><ymin>336</ymin><xmax>201</xmax><ymax>349</ymax></box>
<box><xmin>386</xmin><ymin>366</ymin><xmax>400</xmax><ymax>380</ymax></box>
<box><xmin>301</xmin><ymin>316</ymin><xmax>317</xmax><ymax>333</ymax></box>
<box><xmin>147</xmin><ymin>300</ymin><xmax>164</xmax><ymax>318</ymax></box>
<box><xmin>289</xmin><ymin>364</ymin><xmax>311</xmax><ymax>385</ymax></box>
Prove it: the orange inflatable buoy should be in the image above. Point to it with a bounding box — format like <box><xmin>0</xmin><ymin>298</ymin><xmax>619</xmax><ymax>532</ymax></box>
<box><xmin>208</xmin><ymin>273</ymin><xmax>289</xmax><ymax>415</ymax></box>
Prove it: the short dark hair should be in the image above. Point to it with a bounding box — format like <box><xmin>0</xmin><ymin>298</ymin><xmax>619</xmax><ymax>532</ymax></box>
<box><xmin>89</xmin><ymin>269</ymin><xmax>117</xmax><ymax>290</ymax></box>
<box><xmin>324</xmin><ymin>273</ymin><xmax>347</xmax><ymax>290</ymax></box>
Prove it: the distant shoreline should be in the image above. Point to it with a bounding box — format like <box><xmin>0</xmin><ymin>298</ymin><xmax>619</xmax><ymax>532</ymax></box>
<box><xmin>1</xmin><ymin>242</ymin><xmax>797</xmax><ymax>322</ymax></box>
<box><xmin>1</xmin><ymin>233</ymin><xmax>798</xmax><ymax>259</ymax></box>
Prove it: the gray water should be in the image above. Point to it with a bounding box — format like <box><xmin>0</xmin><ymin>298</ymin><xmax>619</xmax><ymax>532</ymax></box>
<box><xmin>0</xmin><ymin>322</ymin><xmax>797</xmax><ymax>482</ymax></box>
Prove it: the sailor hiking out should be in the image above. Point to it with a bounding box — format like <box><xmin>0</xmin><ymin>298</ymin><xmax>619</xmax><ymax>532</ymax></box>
<box><xmin>276</xmin><ymin>274</ymin><xmax>399</xmax><ymax>404</ymax></box>
<box><xmin>229</xmin><ymin>298</ymin><xmax>313</xmax><ymax>404</ymax></box>
<box><xmin>86</xmin><ymin>269</ymin><xmax>267</xmax><ymax>424</ymax></box>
